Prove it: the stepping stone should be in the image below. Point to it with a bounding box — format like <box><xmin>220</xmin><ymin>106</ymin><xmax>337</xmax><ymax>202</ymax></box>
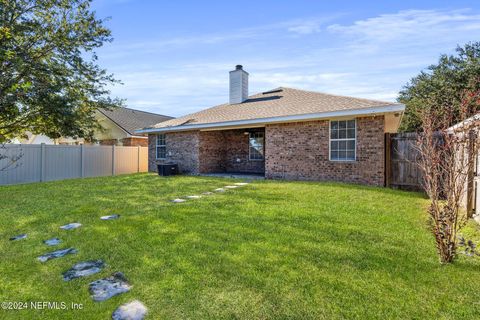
<box><xmin>214</xmin><ymin>188</ymin><xmax>225</xmax><ymax>192</ymax></box>
<box><xmin>234</xmin><ymin>182</ymin><xmax>249</xmax><ymax>186</ymax></box>
<box><xmin>186</xmin><ymin>195</ymin><xmax>201</xmax><ymax>199</ymax></box>
<box><xmin>9</xmin><ymin>234</ymin><xmax>27</xmax><ymax>241</ymax></box>
<box><xmin>44</xmin><ymin>238</ymin><xmax>61</xmax><ymax>246</ymax></box>
<box><xmin>89</xmin><ymin>272</ymin><xmax>131</xmax><ymax>302</ymax></box>
<box><xmin>171</xmin><ymin>198</ymin><xmax>186</xmax><ymax>203</ymax></box>
<box><xmin>100</xmin><ymin>214</ymin><xmax>120</xmax><ymax>220</ymax></box>
<box><xmin>225</xmin><ymin>185</ymin><xmax>238</xmax><ymax>189</ymax></box>
<box><xmin>202</xmin><ymin>192</ymin><xmax>213</xmax><ymax>195</ymax></box>
<box><xmin>37</xmin><ymin>248</ymin><xmax>78</xmax><ymax>263</ymax></box>
<box><xmin>112</xmin><ymin>300</ymin><xmax>148</xmax><ymax>320</ymax></box>
<box><xmin>60</xmin><ymin>223</ymin><xmax>82</xmax><ymax>230</ymax></box>
<box><xmin>63</xmin><ymin>260</ymin><xmax>105</xmax><ymax>281</ymax></box>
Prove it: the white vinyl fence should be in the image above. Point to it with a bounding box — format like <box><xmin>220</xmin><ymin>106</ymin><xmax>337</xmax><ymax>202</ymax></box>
<box><xmin>0</xmin><ymin>144</ymin><xmax>148</xmax><ymax>185</ymax></box>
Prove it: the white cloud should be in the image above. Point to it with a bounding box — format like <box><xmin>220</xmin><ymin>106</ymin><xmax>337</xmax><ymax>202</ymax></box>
<box><xmin>288</xmin><ymin>21</ymin><xmax>322</xmax><ymax>34</ymax></box>
<box><xmin>101</xmin><ymin>8</ymin><xmax>480</xmax><ymax>116</ymax></box>
<box><xmin>328</xmin><ymin>9</ymin><xmax>480</xmax><ymax>44</ymax></box>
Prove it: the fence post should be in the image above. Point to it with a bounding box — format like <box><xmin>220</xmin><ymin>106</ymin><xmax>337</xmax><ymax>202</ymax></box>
<box><xmin>384</xmin><ymin>133</ymin><xmax>391</xmax><ymax>187</ymax></box>
<box><xmin>40</xmin><ymin>143</ymin><xmax>46</xmax><ymax>182</ymax></box>
<box><xmin>112</xmin><ymin>145</ymin><xmax>116</xmax><ymax>176</ymax></box>
<box><xmin>137</xmin><ymin>146</ymin><xmax>140</xmax><ymax>173</ymax></box>
<box><xmin>80</xmin><ymin>144</ymin><xmax>85</xmax><ymax>178</ymax></box>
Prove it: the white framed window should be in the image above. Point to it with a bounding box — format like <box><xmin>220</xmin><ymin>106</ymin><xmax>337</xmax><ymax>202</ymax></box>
<box><xmin>156</xmin><ymin>134</ymin><xmax>166</xmax><ymax>159</ymax></box>
<box><xmin>329</xmin><ymin>119</ymin><xmax>356</xmax><ymax>161</ymax></box>
<box><xmin>249</xmin><ymin>132</ymin><xmax>264</xmax><ymax>160</ymax></box>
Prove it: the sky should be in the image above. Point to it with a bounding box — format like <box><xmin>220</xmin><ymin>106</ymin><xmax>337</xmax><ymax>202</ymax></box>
<box><xmin>91</xmin><ymin>0</ymin><xmax>480</xmax><ymax>117</ymax></box>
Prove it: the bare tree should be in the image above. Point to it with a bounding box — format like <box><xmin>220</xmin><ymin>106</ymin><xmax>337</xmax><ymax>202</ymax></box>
<box><xmin>416</xmin><ymin>90</ymin><xmax>479</xmax><ymax>263</ymax></box>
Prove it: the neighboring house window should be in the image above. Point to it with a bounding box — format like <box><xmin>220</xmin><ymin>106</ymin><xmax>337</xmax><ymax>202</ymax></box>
<box><xmin>330</xmin><ymin>119</ymin><xmax>356</xmax><ymax>161</ymax></box>
<box><xmin>249</xmin><ymin>132</ymin><xmax>264</xmax><ymax>160</ymax></box>
<box><xmin>156</xmin><ymin>134</ymin><xmax>166</xmax><ymax>159</ymax></box>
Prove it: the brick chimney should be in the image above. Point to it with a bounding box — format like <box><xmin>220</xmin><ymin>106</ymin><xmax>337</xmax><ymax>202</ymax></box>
<box><xmin>229</xmin><ymin>65</ymin><xmax>249</xmax><ymax>104</ymax></box>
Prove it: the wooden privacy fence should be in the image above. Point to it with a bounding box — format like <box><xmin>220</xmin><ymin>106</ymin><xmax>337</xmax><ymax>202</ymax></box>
<box><xmin>385</xmin><ymin>132</ymin><xmax>423</xmax><ymax>190</ymax></box>
<box><xmin>0</xmin><ymin>144</ymin><xmax>148</xmax><ymax>185</ymax></box>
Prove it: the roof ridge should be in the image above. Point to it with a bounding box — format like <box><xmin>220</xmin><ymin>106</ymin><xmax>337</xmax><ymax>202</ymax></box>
<box><xmin>148</xmin><ymin>86</ymin><xmax>403</xmax><ymax>130</ymax></box>
<box><xmin>101</xmin><ymin>106</ymin><xmax>173</xmax><ymax>119</ymax></box>
<box><xmin>277</xmin><ymin>86</ymin><xmax>398</xmax><ymax>105</ymax></box>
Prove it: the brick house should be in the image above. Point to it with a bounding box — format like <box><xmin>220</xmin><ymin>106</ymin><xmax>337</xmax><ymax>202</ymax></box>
<box><xmin>12</xmin><ymin>107</ymin><xmax>173</xmax><ymax>146</ymax></box>
<box><xmin>137</xmin><ymin>66</ymin><xmax>405</xmax><ymax>186</ymax></box>
<box><xmin>95</xmin><ymin>107</ymin><xmax>173</xmax><ymax>146</ymax></box>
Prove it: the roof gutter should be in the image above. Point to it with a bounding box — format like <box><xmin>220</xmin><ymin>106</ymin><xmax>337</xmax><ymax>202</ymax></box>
<box><xmin>135</xmin><ymin>104</ymin><xmax>405</xmax><ymax>134</ymax></box>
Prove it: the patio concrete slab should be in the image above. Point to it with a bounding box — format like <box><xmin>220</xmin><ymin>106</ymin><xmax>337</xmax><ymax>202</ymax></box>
<box><xmin>201</xmin><ymin>173</ymin><xmax>264</xmax><ymax>180</ymax></box>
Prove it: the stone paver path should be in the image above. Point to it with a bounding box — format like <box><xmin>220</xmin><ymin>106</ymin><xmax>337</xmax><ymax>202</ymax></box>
<box><xmin>60</xmin><ymin>223</ymin><xmax>82</xmax><ymax>230</ymax></box>
<box><xmin>100</xmin><ymin>214</ymin><xmax>120</xmax><ymax>220</ymax></box>
<box><xmin>9</xmin><ymin>234</ymin><xmax>27</xmax><ymax>241</ymax></box>
<box><xmin>63</xmin><ymin>260</ymin><xmax>105</xmax><ymax>281</ymax></box>
<box><xmin>44</xmin><ymin>238</ymin><xmax>61</xmax><ymax>246</ymax></box>
<box><xmin>112</xmin><ymin>300</ymin><xmax>148</xmax><ymax>320</ymax></box>
<box><xmin>16</xmin><ymin>180</ymin><xmax>253</xmax><ymax>316</ymax></box>
<box><xmin>37</xmin><ymin>248</ymin><xmax>78</xmax><ymax>262</ymax></box>
<box><xmin>89</xmin><ymin>272</ymin><xmax>132</xmax><ymax>302</ymax></box>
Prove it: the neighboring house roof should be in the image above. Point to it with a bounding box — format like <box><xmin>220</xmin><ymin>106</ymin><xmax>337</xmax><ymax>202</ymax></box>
<box><xmin>99</xmin><ymin>107</ymin><xmax>173</xmax><ymax>136</ymax></box>
<box><xmin>138</xmin><ymin>87</ymin><xmax>404</xmax><ymax>133</ymax></box>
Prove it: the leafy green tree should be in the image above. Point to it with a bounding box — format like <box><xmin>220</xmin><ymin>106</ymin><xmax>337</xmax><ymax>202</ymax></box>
<box><xmin>399</xmin><ymin>42</ymin><xmax>480</xmax><ymax>132</ymax></box>
<box><xmin>0</xmin><ymin>0</ymin><xmax>121</xmax><ymax>143</ymax></box>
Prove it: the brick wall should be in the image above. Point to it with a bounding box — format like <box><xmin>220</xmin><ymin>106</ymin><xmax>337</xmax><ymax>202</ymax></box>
<box><xmin>99</xmin><ymin>139</ymin><xmax>119</xmax><ymax>146</ymax></box>
<box><xmin>148</xmin><ymin>131</ymin><xmax>200</xmax><ymax>174</ymax></box>
<box><xmin>198</xmin><ymin>131</ymin><xmax>226</xmax><ymax>173</ymax></box>
<box><xmin>222</xmin><ymin>130</ymin><xmax>264</xmax><ymax>173</ymax></box>
<box><xmin>121</xmin><ymin>137</ymin><xmax>148</xmax><ymax>147</ymax></box>
<box><xmin>265</xmin><ymin>116</ymin><xmax>385</xmax><ymax>186</ymax></box>
<box><xmin>147</xmin><ymin>116</ymin><xmax>385</xmax><ymax>185</ymax></box>
<box><xmin>198</xmin><ymin>129</ymin><xmax>264</xmax><ymax>174</ymax></box>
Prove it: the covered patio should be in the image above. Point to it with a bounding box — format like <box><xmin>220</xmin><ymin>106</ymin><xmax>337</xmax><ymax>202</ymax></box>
<box><xmin>198</xmin><ymin>128</ymin><xmax>265</xmax><ymax>176</ymax></box>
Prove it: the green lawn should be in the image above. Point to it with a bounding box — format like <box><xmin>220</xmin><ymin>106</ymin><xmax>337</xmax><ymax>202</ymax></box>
<box><xmin>1</xmin><ymin>174</ymin><xmax>480</xmax><ymax>319</ymax></box>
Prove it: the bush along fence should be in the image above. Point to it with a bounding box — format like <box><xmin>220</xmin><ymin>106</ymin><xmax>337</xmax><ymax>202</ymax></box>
<box><xmin>0</xmin><ymin>144</ymin><xmax>148</xmax><ymax>185</ymax></box>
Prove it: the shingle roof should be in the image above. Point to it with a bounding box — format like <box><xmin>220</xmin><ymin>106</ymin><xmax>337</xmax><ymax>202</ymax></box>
<box><xmin>99</xmin><ymin>107</ymin><xmax>173</xmax><ymax>135</ymax></box>
<box><xmin>150</xmin><ymin>87</ymin><xmax>401</xmax><ymax>130</ymax></box>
